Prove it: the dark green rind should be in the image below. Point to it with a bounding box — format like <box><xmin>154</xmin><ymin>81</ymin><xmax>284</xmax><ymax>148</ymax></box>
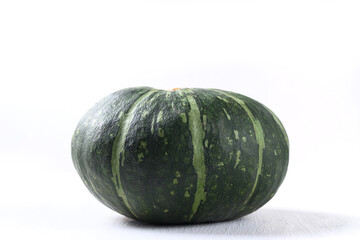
<box><xmin>120</xmin><ymin>90</ymin><xmax>196</xmax><ymax>223</ymax></box>
<box><xmin>71</xmin><ymin>87</ymin><xmax>289</xmax><ymax>224</ymax></box>
<box><xmin>71</xmin><ymin>87</ymin><xmax>153</xmax><ymax>219</ymax></box>
<box><xmin>215</xmin><ymin>90</ymin><xmax>289</xmax><ymax>220</ymax></box>
<box><xmin>185</xmin><ymin>89</ymin><xmax>258</xmax><ymax>222</ymax></box>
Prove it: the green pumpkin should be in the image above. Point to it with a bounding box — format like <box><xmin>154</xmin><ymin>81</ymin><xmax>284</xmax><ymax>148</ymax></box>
<box><xmin>71</xmin><ymin>87</ymin><xmax>289</xmax><ymax>224</ymax></box>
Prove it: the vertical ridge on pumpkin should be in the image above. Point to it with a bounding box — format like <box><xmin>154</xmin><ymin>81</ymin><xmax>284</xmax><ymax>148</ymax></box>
<box><xmin>110</xmin><ymin>88</ymin><xmax>159</xmax><ymax>219</ymax></box>
<box><xmin>184</xmin><ymin>89</ymin><xmax>207</xmax><ymax>222</ymax></box>
<box><xmin>260</xmin><ymin>103</ymin><xmax>289</xmax><ymax>147</ymax></box>
<box><xmin>215</xmin><ymin>90</ymin><xmax>265</xmax><ymax>209</ymax></box>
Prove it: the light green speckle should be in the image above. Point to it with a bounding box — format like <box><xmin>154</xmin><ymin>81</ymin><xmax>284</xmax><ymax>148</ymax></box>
<box><xmin>165</xmin><ymin>152</ymin><xmax>168</xmax><ymax>156</ymax></box>
<box><xmin>140</xmin><ymin>141</ymin><xmax>147</xmax><ymax>149</ymax></box>
<box><xmin>205</xmin><ymin>139</ymin><xmax>209</xmax><ymax>148</ymax></box>
<box><xmin>173</xmin><ymin>179</ymin><xmax>178</xmax><ymax>184</ymax></box>
<box><xmin>227</xmin><ymin>137</ymin><xmax>233</xmax><ymax>145</ymax></box>
<box><xmin>234</xmin><ymin>130</ymin><xmax>239</xmax><ymax>140</ymax></box>
<box><xmin>109</xmin><ymin>133</ymin><xmax>114</xmax><ymax>137</ymax></box>
<box><xmin>164</xmin><ymin>138</ymin><xmax>168</xmax><ymax>145</ymax></box>
<box><xmin>242</xmin><ymin>136</ymin><xmax>247</xmax><ymax>142</ymax></box>
<box><xmin>241</xmin><ymin>167</ymin><xmax>246</xmax><ymax>172</ymax></box>
<box><xmin>274</xmin><ymin>149</ymin><xmax>278</xmax><ymax>156</ymax></box>
<box><xmin>75</xmin><ymin>129</ymin><xmax>79</xmax><ymax>136</ymax></box>
<box><xmin>266</xmin><ymin>173</ymin><xmax>271</xmax><ymax>177</ymax></box>
<box><xmin>177</xmin><ymin>90</ymin><xmax>184</xmax><ymax>96</ymax></box>
<box><xmin>158</xmin><ymin>128</ymin><xmax>164</xmax><ymax>138</ymax></box>
<box><xmin>175</xmin><ymin>171</ymin><xmax>181</xmax><ymax>178</ymax></box>
<box><xmin>210</xmin><ymin>144</ymin><xmax>214</xmax><ymax>149</ymax></box>
<box><xmin>181</xmin><ymin>98</ymin><xmax>187</xmax><ymax>106</ymax></box>
<box><xmin>164</xmin><ymin>209</ymin><xmax>169</xmax><ymax>213</ymax></box>
<box><xmin>170</xmin><ymin>191</ymin><xmax>175</xmax><ymax>195</ymax></box>
<box><xmin>218</xmin><ymin>162</ymin><xmax>224</xmax><ymax>167</ymax></box>
<box><xmin>180</xmin><ymin>112</ymin><xmax>187</xmax><ymax>123</ymax></box>
<box><xmin>234</xmin><ymin>150</ymin><xmax>241</xmax><ymax>168</ymax></box>
<box><xmin>141</xmin><ymin>110</ymin><xmax>149</xmax><ymax>118</ymax></box>
<box><xmin>184</xmin><ymin>191</ymin><xmax>190</xmax><ymax>198</ymax></box>
<box><xmin>157</xmin><ymin>110</ymin><xmax>163</xmax><ymax>123</ymax></box>
<box><xmin>137</xmin><ymin>152</ymin><xmax>144</xmax><ymax>162</ymax></box>
<box><xmin>223</xmin><ymin>108</ymin><xmax>231</xmax><ymax>120</ymax></box>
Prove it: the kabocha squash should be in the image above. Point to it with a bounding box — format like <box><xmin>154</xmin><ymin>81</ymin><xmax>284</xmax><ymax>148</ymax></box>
<box><xmin>71</xmin><ymin>87</ymin><xmax>289</xmax><ymax>224</ymax></box>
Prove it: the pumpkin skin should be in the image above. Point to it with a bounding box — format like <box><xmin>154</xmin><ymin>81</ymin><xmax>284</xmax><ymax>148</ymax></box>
<box><xmin>71</xmin><ymin>87</ymin><xmax>289</xmax><ymax>224</ymax></box>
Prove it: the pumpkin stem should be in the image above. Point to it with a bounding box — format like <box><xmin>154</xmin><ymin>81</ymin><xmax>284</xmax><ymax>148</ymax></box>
<box><xmin>167</xmin><ymin>88</ymin><xmax>182</xmax><ymax>91</ymax></box>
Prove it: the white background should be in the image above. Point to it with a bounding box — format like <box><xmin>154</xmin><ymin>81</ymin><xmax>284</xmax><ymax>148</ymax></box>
<box><xmin>1</xmin><ymin>0</ymin><xmax>360</xmax><ymax>239</ymax></box>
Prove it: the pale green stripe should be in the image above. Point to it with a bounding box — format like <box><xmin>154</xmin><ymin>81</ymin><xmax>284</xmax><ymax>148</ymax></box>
<box><xmin>184</xmin><ymin>90</ymin><xmax>207</xmax><ymax>222</ymax></box>
<box><xmin>151</xmin><ymin>115</ymin><xmax>155</xmax><ymax>134</ymax></box>
<box><xmin>223</xmin><ymin>108</ymin><xmax>231</xmax><ymax>120</ymax></box>
<box><xmin>216</xmin><ymin>91</ymin><xmax>265</xmax><ymax>208</ymax></box>
<box><xmin>111</xmin><ymin>89</ymin><xmax>159</xmax><ymax>218</ymax></box>
<box><xmin>217</xmin><ymin>96</ymin><xmax>229</xmax><ymax>102</ymax></box>
<box><xmin>260</xmin><ymin>103</ymin><xmax>289</xmax><ymax>147</ymax></box>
